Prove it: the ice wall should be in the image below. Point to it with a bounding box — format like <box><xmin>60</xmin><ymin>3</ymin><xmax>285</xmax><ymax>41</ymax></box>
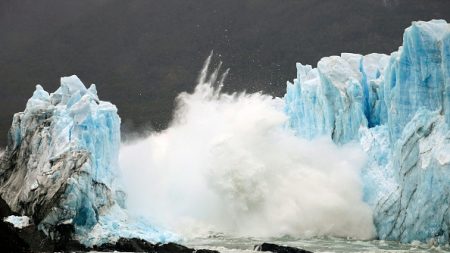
<box><xmin>284</xmin><ymin>20</ymin><xmax>450</xmax><ymax>244</ymax></box>
<box><xmin>385</xmin><ymin>20</ymin><xmax>450</xmax><ymax>140</ymax></box>
<box><xmin>374</xmin><ymin>20</ymin><xmax>450</xmax><ymax>244</ymax></box>
<box><xmin>284</xmin><ymin>53</ymin><xmax>389</xmax><ymax>144</ymax></box>
<box><xmin>0</xmin><ymin>76</ymin><xmax>174</xmax><ymax>246</ymax></box>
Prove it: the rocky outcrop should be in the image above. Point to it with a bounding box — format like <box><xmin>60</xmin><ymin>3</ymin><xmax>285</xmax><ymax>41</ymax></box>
<box><xmin>255</xmin><ymin>243</ymin><xmax>313</xmax><ymax>253</ymax></box>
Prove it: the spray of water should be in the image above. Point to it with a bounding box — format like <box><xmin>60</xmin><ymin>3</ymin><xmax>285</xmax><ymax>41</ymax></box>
<box><xmin>119</xmin><ymin>54</ymin><xmax>375</xmax><ymax>240</ymax></box>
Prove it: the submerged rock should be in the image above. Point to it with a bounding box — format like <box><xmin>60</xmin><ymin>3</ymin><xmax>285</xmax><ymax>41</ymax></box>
<box><xmin>255</xmin><ymin>243</ymin><xmax>313</xmax><ymax>253</ymax></box>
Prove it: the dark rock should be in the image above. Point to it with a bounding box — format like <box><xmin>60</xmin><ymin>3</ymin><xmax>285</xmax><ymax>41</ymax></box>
<box><xmin>0</xmin><ymin>197</ymin><xmax>13</xmax><ymax>218</ymax></box>
<box><xmin>155</xmin><ymin>242</ymin><xmax>194</xmax><ymax>253</ymax></box>
<box><xmin>52</xmin><ymin>224</ymin><xmax>89</xmax><ymax>252</ymax></box>
<box><xmin>14</xmin><ymin>224</ymin><xmax>54</xmax><ymax>252</ymax></box>
<box><xmin>0</xmin><ymin>220</ymin><xmax>30</xmax><ymax>253</ymax></box>
<box><xmin>0</xmin><ymin>210</ymin><xmax>218</xmax><ymax>253</ymax></box>
<box><xmin>195</xmin><ymin>249</ymin><xmax>220</xmax><ymax>253</ymax></box>
<box><xmin>255</xmin><ymin>242</ymin><xmax>313</xmax><ymax>253</ymax></box>
<box><xmin>0</xmin><ymin>212</ymin><xmax>87</xmax><ymax>253</ymax></box>
<box><xmin>94</xmin><ymin>238</ymin><xmax>216</xmax><ymax>253</ymax></box>
<box><xmin>0</xmin><ymin>196</ymin><xmax>30</xmax><ymax>252</ymax></box>
<box><xmin>94</xmin><ymin>237</ymin><xmax>157</xmax><ymax>252</ymax></box>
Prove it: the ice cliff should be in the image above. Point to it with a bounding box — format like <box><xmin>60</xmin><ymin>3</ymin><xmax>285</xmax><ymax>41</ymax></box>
<box><xmin>1</xmin><ymin>18</ymin><xmax>449</xmax><ymax>248</ymax></box>
<box><xmin>0</xmin><ymin>76</ymin><xmax>174</xmax><ymax>246</ymax></box>
<box><xmin>284</xmin><ymin>19</ymin><xmax>450</xmax><ymax>244</ymax></box>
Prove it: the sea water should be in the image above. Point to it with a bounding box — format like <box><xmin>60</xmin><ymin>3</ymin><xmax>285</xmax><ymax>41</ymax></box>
<box><xmin>186</xmin><ymin>236</ymin><xmax>450</xmax><ymax>253</ymax></box>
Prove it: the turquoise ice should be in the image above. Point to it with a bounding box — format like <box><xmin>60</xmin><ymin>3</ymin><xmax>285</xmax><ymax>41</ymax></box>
<box><xmin>0</xmin><ymin>76</ymin><xmax>176</xmax><ymax>246</ymax></box>
<box><xmin>284</xmin><ymin>20</ymin><xmax>450</xmax><ymax>244</ymax></box>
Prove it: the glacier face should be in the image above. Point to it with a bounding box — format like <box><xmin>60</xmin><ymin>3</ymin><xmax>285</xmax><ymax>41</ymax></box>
<box><xmin>284</xmin><ymin>52</ymin><xmax>389</xmax><ymax>144</ymax></box>
<box><xmin>284</xmin><ymin>19</ymin><xmax>450</xmax><ymax>244</ymax></box>
<box><xmin>0</xmin><ymin>19</ymin><xmax>448</xmax><ymax>247</ymax></box>
<box><xmin>0</xmin><ymin>76</ymin><xmax>175</xmax><ymax>246</ymax></box>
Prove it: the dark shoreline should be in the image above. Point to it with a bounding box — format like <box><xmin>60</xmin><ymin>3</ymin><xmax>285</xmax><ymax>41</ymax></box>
<box><xmin>0</xmin><ymin>197</ymin><xmax>217</xmax><ymax>253</ymax></box>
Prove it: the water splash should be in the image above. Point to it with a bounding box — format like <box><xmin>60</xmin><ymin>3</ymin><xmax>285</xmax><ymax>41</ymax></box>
<box><xmin>119</xmin><ymin>54</ymin><xmax>375</xmax><ymax>240</ymax></box>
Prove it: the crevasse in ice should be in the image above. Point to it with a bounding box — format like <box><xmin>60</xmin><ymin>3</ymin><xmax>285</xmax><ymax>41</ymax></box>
<box><xmin>0</xmin><ymin>76</ymin><xmax>176</xmax><ymax>246</ymax></box>
<box><xmin>284</xmin><ymin>19</ymin><xmax>450</xmax><ymax>244</ymax></box>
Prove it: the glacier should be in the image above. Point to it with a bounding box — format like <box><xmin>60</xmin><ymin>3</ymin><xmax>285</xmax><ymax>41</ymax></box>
<box><xmin>284</xmin><ymin>19</ymin><xmax>450</xmax><ymax>244</ymax></box>
<box><xmin>0</xmin><ymin>76</ymin><xmax>175</xmax><ymax>246</ymax></box>
<box><xmin>0</xmin><ymin>18</ymin><xmax>449</xmax><ymax>249</ymax></box>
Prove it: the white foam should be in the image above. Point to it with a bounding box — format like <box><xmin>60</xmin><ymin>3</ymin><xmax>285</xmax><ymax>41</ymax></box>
<box><xmin>119</xmin><ymin>55</ymin><xmax>375</xmax><ymax>240</ymax></box>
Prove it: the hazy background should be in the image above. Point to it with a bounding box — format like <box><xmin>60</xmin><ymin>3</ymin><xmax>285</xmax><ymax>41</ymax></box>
<box><xmin>1</xmin><ymin>0</ymin><xmax>449</xmax><ymax>147</ymax></box>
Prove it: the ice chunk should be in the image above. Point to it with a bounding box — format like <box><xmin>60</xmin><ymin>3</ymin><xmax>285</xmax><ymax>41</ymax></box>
<box><xmin>4</xmin><ymin>215</ymin><xmax>30</xmax><ymax>229</ymax></box>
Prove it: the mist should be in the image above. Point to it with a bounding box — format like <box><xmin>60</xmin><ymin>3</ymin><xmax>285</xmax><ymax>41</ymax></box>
<box><xmin>119</xmin><ymin>55</ymin><xmax>375</xmax><ymax>240</ymax></box>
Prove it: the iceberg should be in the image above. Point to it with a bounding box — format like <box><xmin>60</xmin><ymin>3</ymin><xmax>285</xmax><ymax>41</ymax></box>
<box><xmin>0</xmin><ymin>76</ymin><xmax>175</xmax><ymax>246</ymax></box>
<box><xmin>284</xmin><ymin>19</ymin><xmax>450</xmax><ymax>244</ymax></box>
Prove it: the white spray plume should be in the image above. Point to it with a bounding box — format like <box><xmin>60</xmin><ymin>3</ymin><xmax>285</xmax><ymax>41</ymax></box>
<box><xmin>119</xmin><ymin>54</ymin><xmax>375</xmax><ymax>240</ymax></box>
